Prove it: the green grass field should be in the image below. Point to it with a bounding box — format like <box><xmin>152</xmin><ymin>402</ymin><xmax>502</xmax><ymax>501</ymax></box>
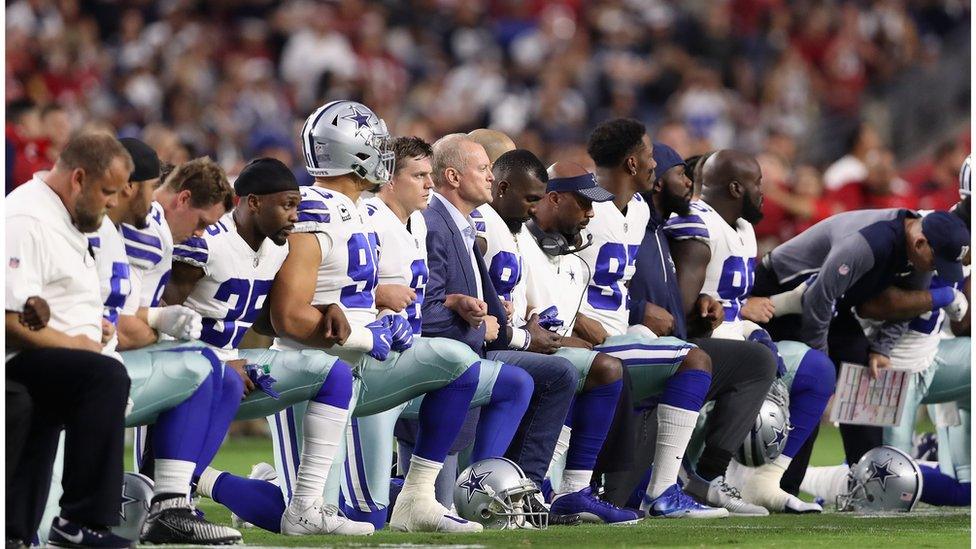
<box><xmin>130</xmin><ymin>424</ymin><xmax>971</xmax><ymax>547</ymax></box>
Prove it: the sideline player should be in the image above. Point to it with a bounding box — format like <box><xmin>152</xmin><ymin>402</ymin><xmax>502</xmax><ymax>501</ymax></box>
<box><xmin>664</xmin><ymin>148</ymin><xmax>834</xmax><ymax>512</ymax></box>
<box><xmin>163</xmin><ymin>158</ymin><xmax>371</xmax><ymax>536</ymax></box>
<box><xmin>272</xmin><ymin>101</ymin><xmax>484</xmax><ymax>533</ymax></box>
<box><xmin>475</xmin><ymin>150</ymin><xmax>644</xmax><ymax>524</ymax></box>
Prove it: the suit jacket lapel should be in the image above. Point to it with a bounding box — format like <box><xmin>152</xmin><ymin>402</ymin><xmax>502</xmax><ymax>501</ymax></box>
<box><xmin>431</xmin><ymin>198</ymin><xmax>476</xmax><ymax>293</ymax></box>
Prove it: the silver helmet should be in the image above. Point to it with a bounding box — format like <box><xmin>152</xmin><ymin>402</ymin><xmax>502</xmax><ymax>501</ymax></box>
<box><xmin>454</xmin><ymin>457</ymin><xmax>548</xmax><ymax>530</ymax></box>
<box><xmin>736</xmin><ymin>378</ymin><xmax>792</xmax><ymax>467</ymax></box>
<box><xmin>300</xmin><ymin>100</ymin><xmax>395</xmax><ymax>185</ymax></box>
<box><xmin>837</xmin><ymin>445</ymin><xmax>923</xmax><ymax>513</ymax></box>
<box><xmin>111</xmin><ymin>472</ymin><xmax>154</xmax><ymax>542</ymax></box>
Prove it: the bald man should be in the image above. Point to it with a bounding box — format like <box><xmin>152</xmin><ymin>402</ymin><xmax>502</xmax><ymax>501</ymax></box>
<box><xmin>664</xmin><ymin>150</ymin><xmax>832</xmax><ymax>512</ymax></box>
<box><xmin>467</xmin><ymin>129</ymin><xmax>516</xmax><ymax>166</ymax></box>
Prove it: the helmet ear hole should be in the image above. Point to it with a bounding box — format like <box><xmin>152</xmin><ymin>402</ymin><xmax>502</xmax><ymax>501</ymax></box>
<box><xmin>356</xmin><ymin>153</ymin><xmax>371</xmax><ymax>161</ymax></box>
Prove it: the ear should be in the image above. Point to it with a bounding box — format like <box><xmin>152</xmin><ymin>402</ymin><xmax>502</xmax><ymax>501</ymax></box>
<box><xmin>445</xmin><ymin>167</ymin><xmax>461</xmax><ymax>189</ymax></box>
<box><xmin>176</xmin><ymin>189</ymin><xmax>193</xmax><ymax>207</ymax></box>
<box><xmin>120</xmin><ymin>181</ymin><xmax>138</xmax><ymax>199</ymax></box>
<box><xmin>626</xmin><ymin>156</ymin><xmax>638</xmax><ymax>176</ymax></box>
<box><xmin>69</xmin><ymin>168</ymin><xmax>86</xmax><ymax>194</ymax></box>
<box><xmin>497</xmin><ymin>180</ymin><xmax>509</xmax><ymax>196</ymax></box>
<box><xmin>914</xmin><ymin>234</ymin><xmax>928</xmax><ymax>252</ymax></box>
<box><xmin>728</xmin><ymin>179</ymin><xmax>744</xmax><ymax>199</ymax></box>
<box><xmin>247</xmin><ymin>194</ymin><xmax>260</xmax><ymax>212</ymax></box>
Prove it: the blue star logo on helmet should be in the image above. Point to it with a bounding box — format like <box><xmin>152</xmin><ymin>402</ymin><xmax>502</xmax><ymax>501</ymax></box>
<box><xmin>867</xmin><ymin>459</ymin><xmax>896</xmax><ymax>489</ymax></box>
<box><xmin>343</xmin><ymin>106</ymin><xmax>372</xmax><ymax>129</ymax></box>
<box><xmin>459</xmin><ymin>468</ymin><xmax>492</xmax><ymax>503</ymax></box>
<box><xmin>767</xmin><ymin>425</ymin><xmax>787</xmax><ymax>448</ymax></box>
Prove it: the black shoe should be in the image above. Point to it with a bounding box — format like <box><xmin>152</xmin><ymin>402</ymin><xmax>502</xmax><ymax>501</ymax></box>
<box><xmin>48</xmin><ymin>518</ymin><xmax>132</xmax><ymax>548</ymax></box>
<box><xmin>140</xmin><ymin>497</ymin><xmax>241</xmax><ymax>545</ymax></box>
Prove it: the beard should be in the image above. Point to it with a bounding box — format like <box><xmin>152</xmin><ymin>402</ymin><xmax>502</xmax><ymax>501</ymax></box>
<box><xmin>504</xmin><ymin>216</ymin><xmax>527</xmax><ymax>234</ymax></box>
<box><xmin>74</xmin><ymin>206</ymin><xmax>104</xmax><ymax>233</ymax></box>
<box><xmin>661</xmin><ymin>186</ymin><xmax>691</xmax><ymax>217</ymax></box>
<box><xmin>742</xmin><ymin>191</ymin><xmax>764</xmax><ymax>224</ymax></box>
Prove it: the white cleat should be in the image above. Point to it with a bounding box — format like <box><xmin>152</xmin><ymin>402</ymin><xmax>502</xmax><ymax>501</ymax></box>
<box><xmin>686</xmin><ymin>475</ymin><xmax>769</xmax><ymax>516</ymax></box>
<box><xmin>280</xmin><ymin>498</ymin><xmax>374</xmax><ymax>536</ymax></box>
<box><xmin>390</xmin><ymin>492</ymin><xmax>483</xmax><ymax>533</ymax></box>
<box><xmin>232</xmin><ymin>462</ymin><xmax>279</xmax><ymax>529</ymax></box>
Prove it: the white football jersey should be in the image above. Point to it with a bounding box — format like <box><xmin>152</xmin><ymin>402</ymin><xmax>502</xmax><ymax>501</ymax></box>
<box><xmin>577</xmin><ymin>193</ymin><xmax>650</xmax><ymax>336</ymax></box>
<box><xmin>89</xmin><ymin>217</ymin><xmax>132</xmax><ymax>357</ymax></box>
<box><xmin>472</xmin><ymin>205</ymin><xmax>528</xmax><ymax>326</ymax></box>
<box><xmin>664</xmin><ymin>200</ymin><xmax>757</xmax><ymax>339</ymax></box>
<box><xmin>518</xmin><ymin>227</ymin><xmax>589</xmax><ymax>336</ymax></box>
<box><xmin>293</xmin><ymin>185</ymin><xmax>379</xmax><ymax>328</ymax></box>
<box><xmin>6</xmin><ymin>177</ymin><xmax>103</xmax><ymax>360</ymax></box>
<box><xmin>363</xmin><ymin>196</ymin><xmax>429</xmax><ymax>335</ymax></box>
<box><xmin>174</xmin><ymin>212</ymin><xmax>288</xmax><ymax>360</ymax></box>
<box><xmin>121</xmin><ymin>201</ymin><xmax>174</xmax><ymax>311</ymax></box>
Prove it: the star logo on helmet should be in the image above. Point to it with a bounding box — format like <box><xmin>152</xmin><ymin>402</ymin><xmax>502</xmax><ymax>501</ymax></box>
<box><xmin>867</xmin><ymin>459</ymin><xmax>896</xmax><ymax>490</ymax></box>
<box><xmin>343</xmin><ymin>106</ymin><xmax>372</xmax><ymax>129</ymax></box>
<box><xmin>119</xmin><ymin>486</ymin><xmax>138</xmax><ymax>521</ymax></box>
<box><xmin>459</xmin><ymin>468</ymin><xmax>492</xmax><ymax>503</ymax></box>
<box><xmin>766</xmin><ymin>425</ymin><xmax>787</xmax><ymax>448</ymax></box>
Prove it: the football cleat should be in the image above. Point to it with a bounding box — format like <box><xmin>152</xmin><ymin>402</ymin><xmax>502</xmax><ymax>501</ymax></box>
<box><xmin>280</xmin><ymin>498</ymin><xmax>374</xmax><ymax>536</ymax></box>
<box><xmin>48</xmin><ymin>518</ymin><xmax>133</xmax><ymax>549</ymax></box>
<box><xmin>526</xmin><ymin>490</ymin><xmax>583</xmax><ymax>527</ymax></box>
<box><xmin>685</xmin><ymin>474</ymin><xmax>768</xmax><ymax>516</ymax></box>
<box><xmin>140</xmin><ymin>497</ymin><xmax>242</xmax><ymax>545</ymax></box>
<box><xmin>642</xmin><ymin>484</ymin><xmax>730</xmax><ymax>519</ymax></box>
<box><xmin>550</xmin><ymin>487</ymin><xmax>642</xmax><ymax>525</ymax></box>
<box><xmin>390</xmin><ymin>491</ymin><xmax>483</xmax><ymax>533</ymax></box>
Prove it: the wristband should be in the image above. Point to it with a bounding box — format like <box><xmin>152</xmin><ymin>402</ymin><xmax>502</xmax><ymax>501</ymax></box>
<box><xmin>930</xmin><ymin>286</ymin><xmax>955</xmax><ymax>309</ymax></box>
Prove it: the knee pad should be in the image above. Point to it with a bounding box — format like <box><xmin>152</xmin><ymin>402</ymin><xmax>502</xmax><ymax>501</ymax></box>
<box><xmin>429</xmin><ymin>339</ymin><xmax>480</xmax><ymax>378</ymax></box>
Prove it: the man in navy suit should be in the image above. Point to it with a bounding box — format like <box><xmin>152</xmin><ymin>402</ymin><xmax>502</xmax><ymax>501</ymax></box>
<box><xmin>422</xmin><ymin>134</ymin><xmax>583</xmax><ymax>522</ymax></box>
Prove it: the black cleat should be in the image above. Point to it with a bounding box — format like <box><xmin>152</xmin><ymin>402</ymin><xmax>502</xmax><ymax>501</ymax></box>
<box><xmin>48</xmin><ymin>518</ymin><xmax>133</xmax><ymax>548</ymax></box>
<box><xmin>140</xmin><ymin>497</ymin><xmax>241</xmax><ymax>545</ymax></box>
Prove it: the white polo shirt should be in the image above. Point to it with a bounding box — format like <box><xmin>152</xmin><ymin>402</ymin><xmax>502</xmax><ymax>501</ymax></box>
<box><xmin>6</xmin><ymin>176</ymin><xmax>104</xmax><ymax>360</ymax></box>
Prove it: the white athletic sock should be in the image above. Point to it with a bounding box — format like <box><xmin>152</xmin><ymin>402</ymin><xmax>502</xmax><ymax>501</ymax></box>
<box><xmin>153</xmin><ymin>459</ymin><xmax>196</xmax><ymax>500</ymax></box>
<box><xmin>195</xmin><ymin>467</ymin><xmax>224</xmax><ymax>499</ymax></box>
<box><xmin>291</xmin><ymin>402</ymin><xmax>349</xmax><ymax>507</ymax></box>
<box><xmin>556</xmin><ymin>470</ymin><xmax>592</xmax><ymax>497</ymax></box>
<box><xmin>401</xmin><ymin>455</ymin><xmax>443</xmax><ymax>500</ymax></box>
<box><xmin>646</xmin><ymin>404</ymin><xmax>699</xmax><ymax>499</ymax></box>
<box><xmin>546</xmin><ymin>425</ymin><xmax>572</xmax><ymax>493</ymax></box>
<box><xmin>799</xmin><ymin>465</ymin><xmax>850</xmax><ymax>502</ymax></box>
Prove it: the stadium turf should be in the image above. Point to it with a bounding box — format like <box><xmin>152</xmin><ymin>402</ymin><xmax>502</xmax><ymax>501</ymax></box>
<box><xmin>126</xmin><ymin>424</ymin><xmax>971</xmax><ymax>547</ymax></box>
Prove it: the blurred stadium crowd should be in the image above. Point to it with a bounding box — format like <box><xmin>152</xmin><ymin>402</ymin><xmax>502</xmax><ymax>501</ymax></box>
<box><xmin>5</xmin><ymin>0</ymin><xmax>971</xmax><ymax>251</ymax></box>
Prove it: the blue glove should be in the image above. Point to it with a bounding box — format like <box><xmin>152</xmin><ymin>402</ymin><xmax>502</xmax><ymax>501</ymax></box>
<box><xmin>536</xmin><ymin>306</ymin><xmax>564</xmax><ymax>331</ymax></box>
<box><xmin>365</xmin><ymin>318</ymin><xmax>393</xmax><ymax>361</ymax></box>
<box><xmin>748</xmin><ymin>328</ymin><xmax>787</xmax><ymax>378</ymax></box>
<box><xmin>245</xmin><ymin>364</ymin><xmax>280</xmax><ymax>399</ymax></box>
<box><xmin>383</xmin><ymin>314</ymin><xmax>414</xmax><ymax>352</ymax></box>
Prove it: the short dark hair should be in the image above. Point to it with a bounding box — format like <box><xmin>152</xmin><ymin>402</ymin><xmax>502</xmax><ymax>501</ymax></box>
<box><xmin>392</xmin><ymin>136</ymin><xmax>433</xmax><ymax>174</ymax></box>
<box><xmin>163</xmin><ymin>157</ymin><xmax>234</xmax><ymax>211</ymax></box>
<box><xmin>492</xmin><ymin>149</ymin><xmax>548</xmax><ymax>183</ymax></box>
<box><xmin>58</xmin><ymin>132</ymin><xmax>134</xmax><ymax>178</ymax></box>
<box><xmin>7</xmin><ymin>99</ymin><xmax>37</xmax><ymax>125</ymax></box>
<box><xmin>587</xmin><ymin>118</ymin><xmax>646</xmax><ymax>168</ymax></box>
